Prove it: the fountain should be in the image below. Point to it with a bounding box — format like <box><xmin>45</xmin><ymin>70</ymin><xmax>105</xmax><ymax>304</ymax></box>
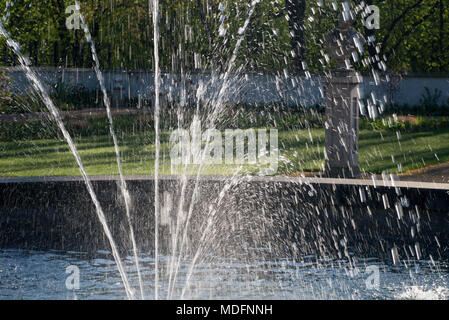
<box><xmin>0</xmin><ymin>0</ymin><xmax>448</xmax><ymax>300</ymax></box>
<box><xmin>0</xmin><ymin>20</ymin><xmax>136</xmax><ymax>300</ymax></box>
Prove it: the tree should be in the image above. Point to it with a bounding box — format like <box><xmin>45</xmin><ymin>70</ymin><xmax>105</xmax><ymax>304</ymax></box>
<box><xmin>0</xmin><ymin>0</ymin><xmax>447</xmax><ymax>73</ymax></box>
<box><xmin>285</xmin><ymin>0</ymin><xmax>306</xmax><ymax>72</ymax></box>
<box><xmin>374</xmin><ymin>0</ymin><xmax>449</xmax><ymax>72</ymax></box>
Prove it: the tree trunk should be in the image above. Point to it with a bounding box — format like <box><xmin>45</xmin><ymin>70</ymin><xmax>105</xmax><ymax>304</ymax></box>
<box><xmin>53</xmin><ymin>41</ymin><xmax>59</xmax><ymax>66</ymax></box>
<box><xmin>439</xmin><ymin>0</ymin><xmax>444</xmax><ymax>71</ymax></box>
<box><xmin>73</xmin><ymin>31</ymin><xmax>79</xmax><ymax>67</ymax></box>
<box><xmin>285</xmin><ymin>0</ymin><xmax>306</xmax><ymax>72</ymax></box>
<box><xmin>56</xmin><ymin>0</ymin><xmax>68</xmax><ymax>66</ymax></box>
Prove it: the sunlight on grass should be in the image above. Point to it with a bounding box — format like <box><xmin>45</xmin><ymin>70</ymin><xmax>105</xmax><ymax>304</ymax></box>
<box><xmin>0</xmin><ymin>128</ymin><xmax>448</xmax><ymax>177</ymax></box>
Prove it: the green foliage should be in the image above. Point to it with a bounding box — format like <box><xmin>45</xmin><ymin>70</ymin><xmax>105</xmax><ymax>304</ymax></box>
<box><xmin>386</xmin><ymin>99</ymin><xmax>449</xmax><ymax>117</ymax></box>
<box><xmin>52</xmin><ymin>79</ymin><xmax>101</xmax><ymax>111</ymax></box>
<box><xmin>372</xmin><ymin>0</ymin><xmax>449</xmax><ymax>72</ymax></box>
<box><xmin>0</xmin><ymin>69</ymin><xmax>12</xmax><ymax>111</ymax></box>
<box><xmin>360</xmin><ymin>114</ymin><xmax>449</xmax><ymax>132</ymax></box>
<box><xmin>8</xmin><ymin>91</ymin><xmax>47</xmax><ymax>113</ymax></box>
<box><xmin>419</xmin><ymin>87</ymin><xmax>443</xmax><ymax>108</ymax></box>
<box><xmin>0</xmin><ymin>0</ymin><xmax>447</xmax><ymax>73</ymax></box>
<box><xmin>2</xmin><ymin>81</ymin><xmax>101</xmax><ymax>114</ymax></box>
<box><xmin>0</xmin><ymin>118</ymin><xmax>57</xmax><ymax>141</ymax></box>
<box><xmin>0</xmin><ymin>113</ymin><xmax>153</xmax><ymax>141</ymax></box>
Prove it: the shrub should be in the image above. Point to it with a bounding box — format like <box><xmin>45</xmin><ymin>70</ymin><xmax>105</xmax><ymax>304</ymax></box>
<box><xmin>0</xmin><ymin>113</ymin><xmax>155</xmax><ymax>142</ymax></box>
<box><xmin>51</xmin><ymin>78</ymin><xmax>102</xmax><ymax>111</ymax></box>
<box><xmin>360</xmin><ymin>114</ymin><xmax>449</xmax><ymax>132</ymax></box>
<box><xmin>419</xmin><ymin>87</ymin><xmax>442</xmax><ymax>109</ymax></box>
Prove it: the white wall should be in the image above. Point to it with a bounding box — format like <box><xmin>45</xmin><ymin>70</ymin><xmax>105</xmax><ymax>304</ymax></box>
<box><xmin>4</xmin><ymin>67</ymin><xmax>449</xmax><ymax>108</ymax></box>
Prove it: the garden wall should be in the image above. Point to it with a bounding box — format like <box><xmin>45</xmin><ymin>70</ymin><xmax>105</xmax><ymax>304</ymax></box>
<box><xmin>3</xmin><ymin>67</ymin><xmax>449</xmax><ymax>108</ymax></box>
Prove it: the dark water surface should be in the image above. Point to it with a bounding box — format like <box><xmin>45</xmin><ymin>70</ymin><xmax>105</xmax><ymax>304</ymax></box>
<box><xmin>0</xmin><ymin>248</ymin><xmax>448</xmax><ymax>300</ymax></box>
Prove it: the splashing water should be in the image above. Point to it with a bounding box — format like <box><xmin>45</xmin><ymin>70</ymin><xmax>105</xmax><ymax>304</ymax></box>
<box><xmin>0</xmin><ymin>22</ymin><xmax>135</xmax><ymax>300</ymax></box>
<box><xmin>76</xmin><ymin>1</ymin><xmax>144</xmax><ymax>300</ymax></box>
<box><xmin>396</xmin><ymin>286</ymin><xmax>449</xmax><ymax>300</ymax></box>
<box><xmin>2</xmin><ymin>0</ymin><xmax>447</xmax><ymax>301</ymax></box>
<box><xmin>166</xmin><ymin>1</ymin><xmax>260</xmax><ymax>299</ymax></box>
<box><xmin>151</xmin><ymin>0</ymin><xmax>161</xmax><ymax>301</ymax></box>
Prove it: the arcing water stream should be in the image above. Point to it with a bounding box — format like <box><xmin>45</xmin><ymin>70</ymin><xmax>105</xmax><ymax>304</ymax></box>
<box><xmin>76</xmin><ymin>1</ymin><xmax>145</xmax><ymax>299</ymax></box>
<box><xmin>0</xmin><ymin>22</ymin><xmax>135</xmax><ymax>300</ymax></box>
<box><xmin>166</xmin><ymin>0</ymin><xmax>261</xmax><ymax>299</ymax></box>
<box><xmin>0</xmin><ymin>1</ymin><xmax>390</xmax><ymax>300</ymax></box>
<box><xmin>1</xmin><ymin>1</ymin><xmax>447</xmax><ymax>301</ymax></box>
<box><xmin>151</xmin><ymin>0</ymin><xmax>161</xmax><ymax>300</ymax></box>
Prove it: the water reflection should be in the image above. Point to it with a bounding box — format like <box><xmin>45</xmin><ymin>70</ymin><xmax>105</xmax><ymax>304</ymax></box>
<box><xmin>0</xmin><ymin>249</ymin><xmax>447</xmax><ymax>300</ymax></box>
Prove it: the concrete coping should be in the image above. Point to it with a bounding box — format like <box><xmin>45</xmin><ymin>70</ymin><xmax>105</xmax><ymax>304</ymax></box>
<box><xmin>0</xmin><ymin>175</ymin><xmax>448</xmax><ymax>191</ymax></box>
<box><xmin>3</xmin><ymin>67</ymin><xmax>449</xmax><ymax>78</ymax></box>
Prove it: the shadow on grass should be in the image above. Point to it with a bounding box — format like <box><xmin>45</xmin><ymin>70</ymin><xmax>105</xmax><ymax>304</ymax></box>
<box><xmin>1</xmin><ymin>128</ymin><xmax>448</xmax><ymax>177</ymax></box>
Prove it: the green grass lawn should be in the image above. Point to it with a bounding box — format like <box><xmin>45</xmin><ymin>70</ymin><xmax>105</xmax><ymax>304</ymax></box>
<box><xmin>1</xmin><ymin>128</ymin><xmax>449</xmax><ymax>177</ymax></box>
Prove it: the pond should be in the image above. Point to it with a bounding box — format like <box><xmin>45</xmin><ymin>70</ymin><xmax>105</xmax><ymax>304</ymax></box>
<box><xmin>1</xmin><ymin>248</ymin><xmax>448</xmax><ymax>300</ymax></box>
